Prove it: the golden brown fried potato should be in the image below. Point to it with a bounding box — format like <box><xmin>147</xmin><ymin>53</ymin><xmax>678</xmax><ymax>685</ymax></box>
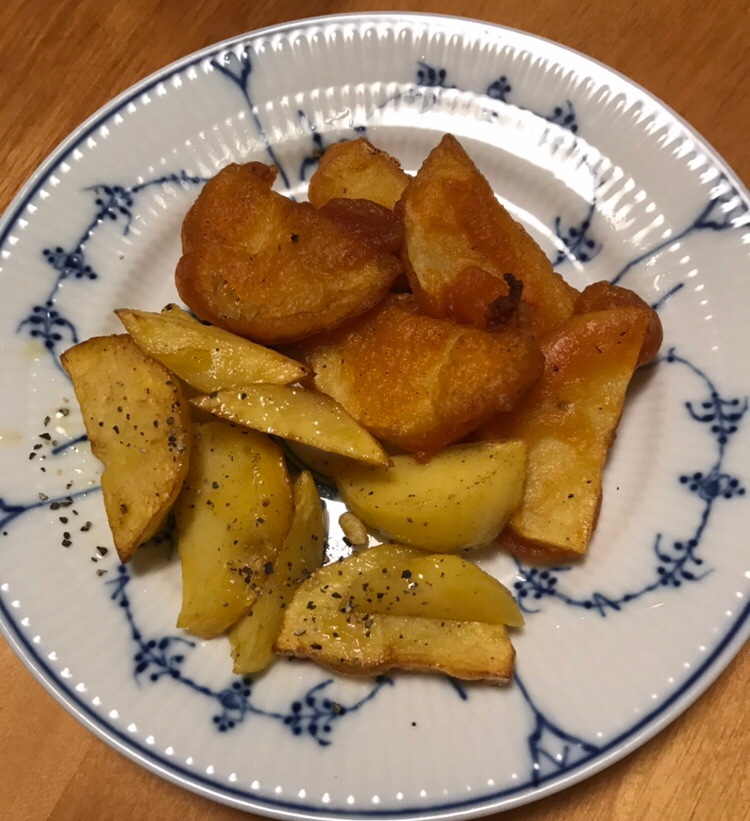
<box><xmin>295</xmin><ymin>293</ymin><xmax>543</xmax><ymax>456</ymax></box>
<box><xmin>317</xmin><ymin>198</ymin><xmax>404</xmax><ymax>255</ymax></box>
<box><xmin>574</xmin><ymin>281</ymin><xmax>663</xmax><ymax>367</ymax></box>
<box><xmin>307</xmin><ymin>138</ymin><xmax>410</xmax><ymax>209</ymax></box>
<box><xmin>480</xmin><ymin>307</ymin><xmax>650</xmax><ymax>560</ymax></box>
<box><xmin>400</xmin><ymin>134</ymin><xmax>578</xmax><ymax>338</ymax></box>
<box><xmin>176</xmin><ymin>162</ymin><xmax>402</xmax><ymax>344</ymax></box>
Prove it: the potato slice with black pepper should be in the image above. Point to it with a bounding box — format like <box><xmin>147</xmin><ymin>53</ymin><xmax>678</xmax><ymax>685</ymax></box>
<box><xmin>333</xmin><ymin>441</ymin><xmax>527</xmax><ymax>552</ymax></box>
<box><xmin>174</xmin><ymin>421</ymin><xmax>293</xmax><ymax>639</ymax></box>
<box><xmin>60</xmin><ymin>334</ymin><xmax>190</xmax><ymax>563</ymax></box>
<box><xmin>116</xmin><ymin>305</ymin><xmax>307</xmax><ymax>393</ymax></box>
<box><xmin>275</xmin><ymin>544</ymin><xmax>516</xmax><ymax>682</ymax></box>
<box><xmin>345</xmin><ymin>553</ymin><xmax>524</xmax><ymax>627</ymax></box>
<box><xmin>228</xmin><ymin>471</ymin><xmax>325</xmax><ymax>673</ymax></box>
<box><xmin>192</xmin><ymin>384</ymin><xmax>390</xmax><ymax>466</ymax></box>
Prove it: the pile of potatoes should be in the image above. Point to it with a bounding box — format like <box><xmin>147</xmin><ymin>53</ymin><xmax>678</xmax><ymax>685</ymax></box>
<box><xmin>61</xmin><ymin>135</ymin><xmax>661</xmax><ymax>682</ymax></box>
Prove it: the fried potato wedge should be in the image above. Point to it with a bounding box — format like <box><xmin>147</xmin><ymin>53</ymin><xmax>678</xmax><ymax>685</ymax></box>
<box><xmin>481</xmin><ymin>307</ymin><xmax>650</xmax><ymax>559</ymax></box>
<box><xmin>297</xmin><ymin>293</ymin><xmax>543</xmax><ymax>455</ymax></box>
<box><xmin>574</xmin><ymin>281</ymin><xmax>663</xmax><ymax>367</ymax></box>
<box><xmin>60</xmin><ymin>335</ymin><xmax>190</xmax><ymax>563</ymax></box>
<box><xmin>116</xmin><ymin>306</ymin><xmax>307</xmax><ymax>393</ymax></box>
<box><xmin>176</xmin><ymin>162</ymin><xmax>402</xmax><ymax>344</ymax></box>
<box><xmin>307</xmin><ymin>138</ymin><xmax>410</xmax><ymax>209</ymax></box>
<box><xmin>275</xmin><ymin>544</ymin><xmax>516</xmax><ymax>682</ymax></box>
<box><xmin>317</xmin><ymin>198</ymin><xmax>405</xmax><ymax>255</ymax></box>
<box><xmin>345</xmin><ymin>553</ymin><xmax>524</xmax><ymax>627</ymax></box>
<box><xmin>334</xmin><ymin>441</ymin><xmax>526</xmax><ymax>552</ymax></box>
<box><xmin>192</xmin><ymin>384</ymin><xmax>390</xmax><ymax>466</ymax></box>
<box><xmin>229</xmin><ymin>471</ymin><xmax>325</xmax><ymax>674</ymax></box>
<box><xmin>400</xmin><ymin>134</ymin><xmax>578</xmax><ymax>337</ymax></box>
<box><xmin>174</xmin><ymin>422</ymin><xmax>293</xmax><ymax>639</ymax></box>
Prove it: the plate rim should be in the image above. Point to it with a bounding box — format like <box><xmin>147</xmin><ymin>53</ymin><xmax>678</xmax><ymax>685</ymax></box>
<box><xmin>1</xmin><ymin>11</ymin><xmax>748</xmax><ymax>820</ymax></box>
<box><xmin>2</xmin><ymin>593</ymin><xmax>748</xmax><ymax>819</ymax></box>
<box><xmin>2</xmin><ymin>10</ymin><xmax>749</xmax><ymax>249</ymax></box>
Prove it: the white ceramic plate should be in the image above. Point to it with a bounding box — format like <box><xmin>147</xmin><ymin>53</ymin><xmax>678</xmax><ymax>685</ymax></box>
<box><xmin>0</xmin><ymin>13</ymin><xmax>748</xmax><ymax>820</ymax></box>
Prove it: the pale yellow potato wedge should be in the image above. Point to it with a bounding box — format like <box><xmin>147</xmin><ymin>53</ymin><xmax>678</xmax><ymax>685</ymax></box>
<box><xmin>333</xmin><ymin>441</ymin><xmax>527</xmax><ymax>552</ymax></box>
<box><xmin>275</xmin><ymin>544</ymin><xmax>515</xmax><ymax>682</ymax></box>
<box><xmin>283</xmin><ymin>440</ymin><xmax>345</xmax><ymax>483</ymax></box>
<box><xmin>174</xmin><ymin>421</ymin><xmax>293</xmax><ymax>639</ymax></box>
<box><xmin>60</xmin><ymin>334</ymin><xmax>190</xmax><ymax>563</ymax></box>
<box><xmin>228</xmin><ymin>471</ymin><xmax>325</xmax><ymax>674</ymax></box>
<box><xmin>192</xmin><ymin>384</ymin><xmax>390</xmax><ymax>466</ymax></box>
<box><xmin>346</xmin><ymin>553</ymin><xmax>524</xmax><ymax>627</ymax></box>
<box><xmin>115</xmin><ymin>306</ymin><xmax>306</xmax><ymax>394</ymax></box>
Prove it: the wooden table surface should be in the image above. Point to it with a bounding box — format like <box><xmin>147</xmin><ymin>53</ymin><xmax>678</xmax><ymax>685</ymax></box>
<box><xmin>0</xmin><ymin>1</ymin><xmax>747</xmax><ymax>819</ymax></box>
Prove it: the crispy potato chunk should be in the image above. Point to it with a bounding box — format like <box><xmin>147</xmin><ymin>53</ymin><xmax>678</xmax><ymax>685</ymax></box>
<box><xmin>400</xmin><ymin>134</ymin><xmax>578</xmax><ymax>338</ymax></box>
<box><xmin>317</xmin><ymin>198</ymin><xmax>405</xmax><ymax>255</ymax></box>
<box><xmin>176</xmin><ymin>162</ymin><xmax>402</xmax><ymax>344</ymax></box>
<box><xmin>229</xmin><ymin>471</ymin><xmax>325</xmax><ymax>674</ymax></box>
<box><xmin>307</xmin><ymin>138</ymin><xmax>410</xmax><ymax>209</ymax></box>
<box><xmin>275</xmin><ymin>544</ymin><xmax>516</xmax><ymax>682</ymax></box>
<box><xmin>296</xmin><ymin>293</ymin><xmax>543</xmax><ymax>455</ymax></box>
<box><xmin>574</xmin><ymin>281</ymin><xmax>663</xmax><ymax>367</ymax></box>
<box><xmin>481</xmin><ymin>307</ymin><xmax>651</xmax><ymax>560</ymax></box>
<box><xmin>333</xmin><ymin>441</ymin><xmax>526</xmax><ymax>552</ymax></box>
<box><xmin>174</xmin><ymin>422</ymin><xmax>293</xmax><ymax>639</ymax></box>
<box><xmin>60</xmin><ymin>335</ymin><xmax>190</xmax><ymax>563</ymax></box>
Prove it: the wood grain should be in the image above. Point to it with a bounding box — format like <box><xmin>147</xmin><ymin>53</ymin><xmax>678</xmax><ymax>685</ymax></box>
<box><xmin>0</xmin><ymin>1</ymin><xmax>747</xmax><ymax>820</ymax></box>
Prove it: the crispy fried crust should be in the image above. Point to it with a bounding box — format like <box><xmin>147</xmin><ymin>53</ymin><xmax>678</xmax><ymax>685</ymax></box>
<box><xmin>176</xmin><ymin>162</ymin><xmax>402</xmax><ymax>344</ymax></box>
<box><xmin>574</xmin><ymin>281</ymin><xmax>663</xmax><ymax>367</ymax></box>
<box><xmin>307</xmin><ymin>138</ymin><xmax>411</xmax><ymax>209</ymax></box>
<box><xmin>317</xmin><ymin>197</ymin><xmax>404</xmax><ymax>254</ymax></box>
<box><xmin>482</xmin><ymin>307</ymin><xmax>650</xmax><ymax>558</ymax></box>
<box><xmin>295</xmin><ymin>293</ymin><xmax>544</xmax><ymax>456</ymax></box>
<box><xmin>400</xmin><ymin>134</ymin><xmax>578</xmax><ymax>338</ymax></box>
